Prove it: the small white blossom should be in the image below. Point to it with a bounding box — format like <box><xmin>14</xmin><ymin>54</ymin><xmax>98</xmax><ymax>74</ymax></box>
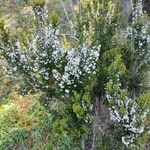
<box><xmin>65</xmin><ymin>89</ymin><xmax>69</xmax><ymax>94</ymax></box>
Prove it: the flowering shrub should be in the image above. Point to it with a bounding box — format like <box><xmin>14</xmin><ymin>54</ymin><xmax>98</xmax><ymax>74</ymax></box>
<box><xmin>0</xmin><ymin>0</ymin><xmax>149</xmax><ymax>149</ymax></box>
<box><xmin>105</xmin><ymin>0</ymin><xmax>150</xmax><ymax>148</ymax></box>
<box><xmin>0</xmin><ymin>3</ymin><xmax>100</xmax><ymax>100</ymax></box>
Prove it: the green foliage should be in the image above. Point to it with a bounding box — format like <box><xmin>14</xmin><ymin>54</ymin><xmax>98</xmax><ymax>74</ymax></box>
<box><xmin>0</xmin><ymin>93</ymin><xmax>54</xmax><ymax>149</ymax></box>
<box><xmin>75</xmin><ymin>0</ymin><xmax>120</xmax><ymax>48</ymax></box>
<box><xmin>73</xmin><ymin>102</ymin><xmax>85</xmax><ymax>119</ymax></box>
<box><xmin>0</xmin><ymin>0</ymin><xmax>149</xmax><ymax>149</ymax></box>
<box><xmin>94</xmin><ymin>122</ymin><xmax>127</xmax><ymax>150</ymax></box>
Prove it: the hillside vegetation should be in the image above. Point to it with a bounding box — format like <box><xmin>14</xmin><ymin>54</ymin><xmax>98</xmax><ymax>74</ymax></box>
<box><xmin>0</xmin><ymin>0</ymin><xmax>149</xmax><ymax>149</ymax></box>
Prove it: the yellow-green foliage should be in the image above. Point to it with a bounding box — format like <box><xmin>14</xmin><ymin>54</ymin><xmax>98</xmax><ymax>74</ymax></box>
<box><xmin>31</xmin><ymin>0</ymin><xmax>46</xmax><ymax>7</ymax></box>
<box><xmin>0</xmin><ymin>92</ymin><xmax>36</xmax><ymax>129</ymax></box>
<box><xmin>137</xmin><ymin>93</ymin><xmax>150</xmax><ymax>128</ymax></box>
<box><xmin>0</xmin><ymin>92</ymin><xmax>54</xmax><ymax>149</ymax></box>
<box><xmin>137</xmin><ymin>93</ymin><xmax>150</xmax><ymax>109</ymax></box>
<box><xmin>49</xmin><ymin>11</ymin><xmax>59</xmax><ymax>27</ymax></box>
<box><xmin>73</xmin><ymin>102</ymin><xmax>85</xmax><ymax>119</ymax></box>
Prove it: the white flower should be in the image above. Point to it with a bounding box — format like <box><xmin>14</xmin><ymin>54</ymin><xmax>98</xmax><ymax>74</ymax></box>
<box><xmin>122</xmin><ymin>137</ymin><xmax>128</xmax><ymax>146</ymax></box>
<box><xmin>65</xmin><ymin>89</ymin><xmax>69</xmax><ymax>94</ymax></box>
<box><xmin>20</xmin><ymin>55</ymin><xmax>26</xmax><ymax>62</ymax></box>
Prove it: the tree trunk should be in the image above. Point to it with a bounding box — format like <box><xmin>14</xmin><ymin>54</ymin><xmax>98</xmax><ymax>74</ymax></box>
<box><xmin>85</xmin><ymin>94</ymin><xmax>111</xmax><ymax>150</ymax></box>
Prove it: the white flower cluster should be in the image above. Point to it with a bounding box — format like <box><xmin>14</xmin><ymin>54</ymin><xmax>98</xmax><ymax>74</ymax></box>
<box><xmin>131</xmin><ymin>0</ymin><xmax>143</xmax><ymax>22</ymax></box>
<box><xmin>123</xmin><ymin>0</ymin><xmax>150</xmax><ymax>75</ymax></box>
<box><xmin>106</xmin><ymin>80</ymin><xmax>149</xmax><ymax>147</ymax></box>
<box><xmin>7</xmin><ymin>41</ymin><xmax>29</xmax><ymax>73</ymax></box>
<box><xmin>58</xmin><ymin>44</ymin><xmax>100</xmax><ymax>94</ymax></box>
<box><xmin>37</xmin><ymin>29</ymin><xmax>63</xmax><ymax>83</ymax></box>
<box><xmin>43</xmin><ymin>25</ymin><xmax>63</xmax><ymax>66</ymax></box>
<box><xmin>126</xmin><ymin>0</ymin><xmax>149</xmax><ymax>47</ymax></box>
<box><xmin>108</xmin><ymin>95</ymin><xmax>150</xmax><ymax>147</ymax></box>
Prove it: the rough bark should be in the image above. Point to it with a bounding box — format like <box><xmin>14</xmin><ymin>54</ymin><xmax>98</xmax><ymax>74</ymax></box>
<box><xmin>85</xmin><ymin>93</ymin><xmax>111</xmax><ymax>150</ymax></box>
